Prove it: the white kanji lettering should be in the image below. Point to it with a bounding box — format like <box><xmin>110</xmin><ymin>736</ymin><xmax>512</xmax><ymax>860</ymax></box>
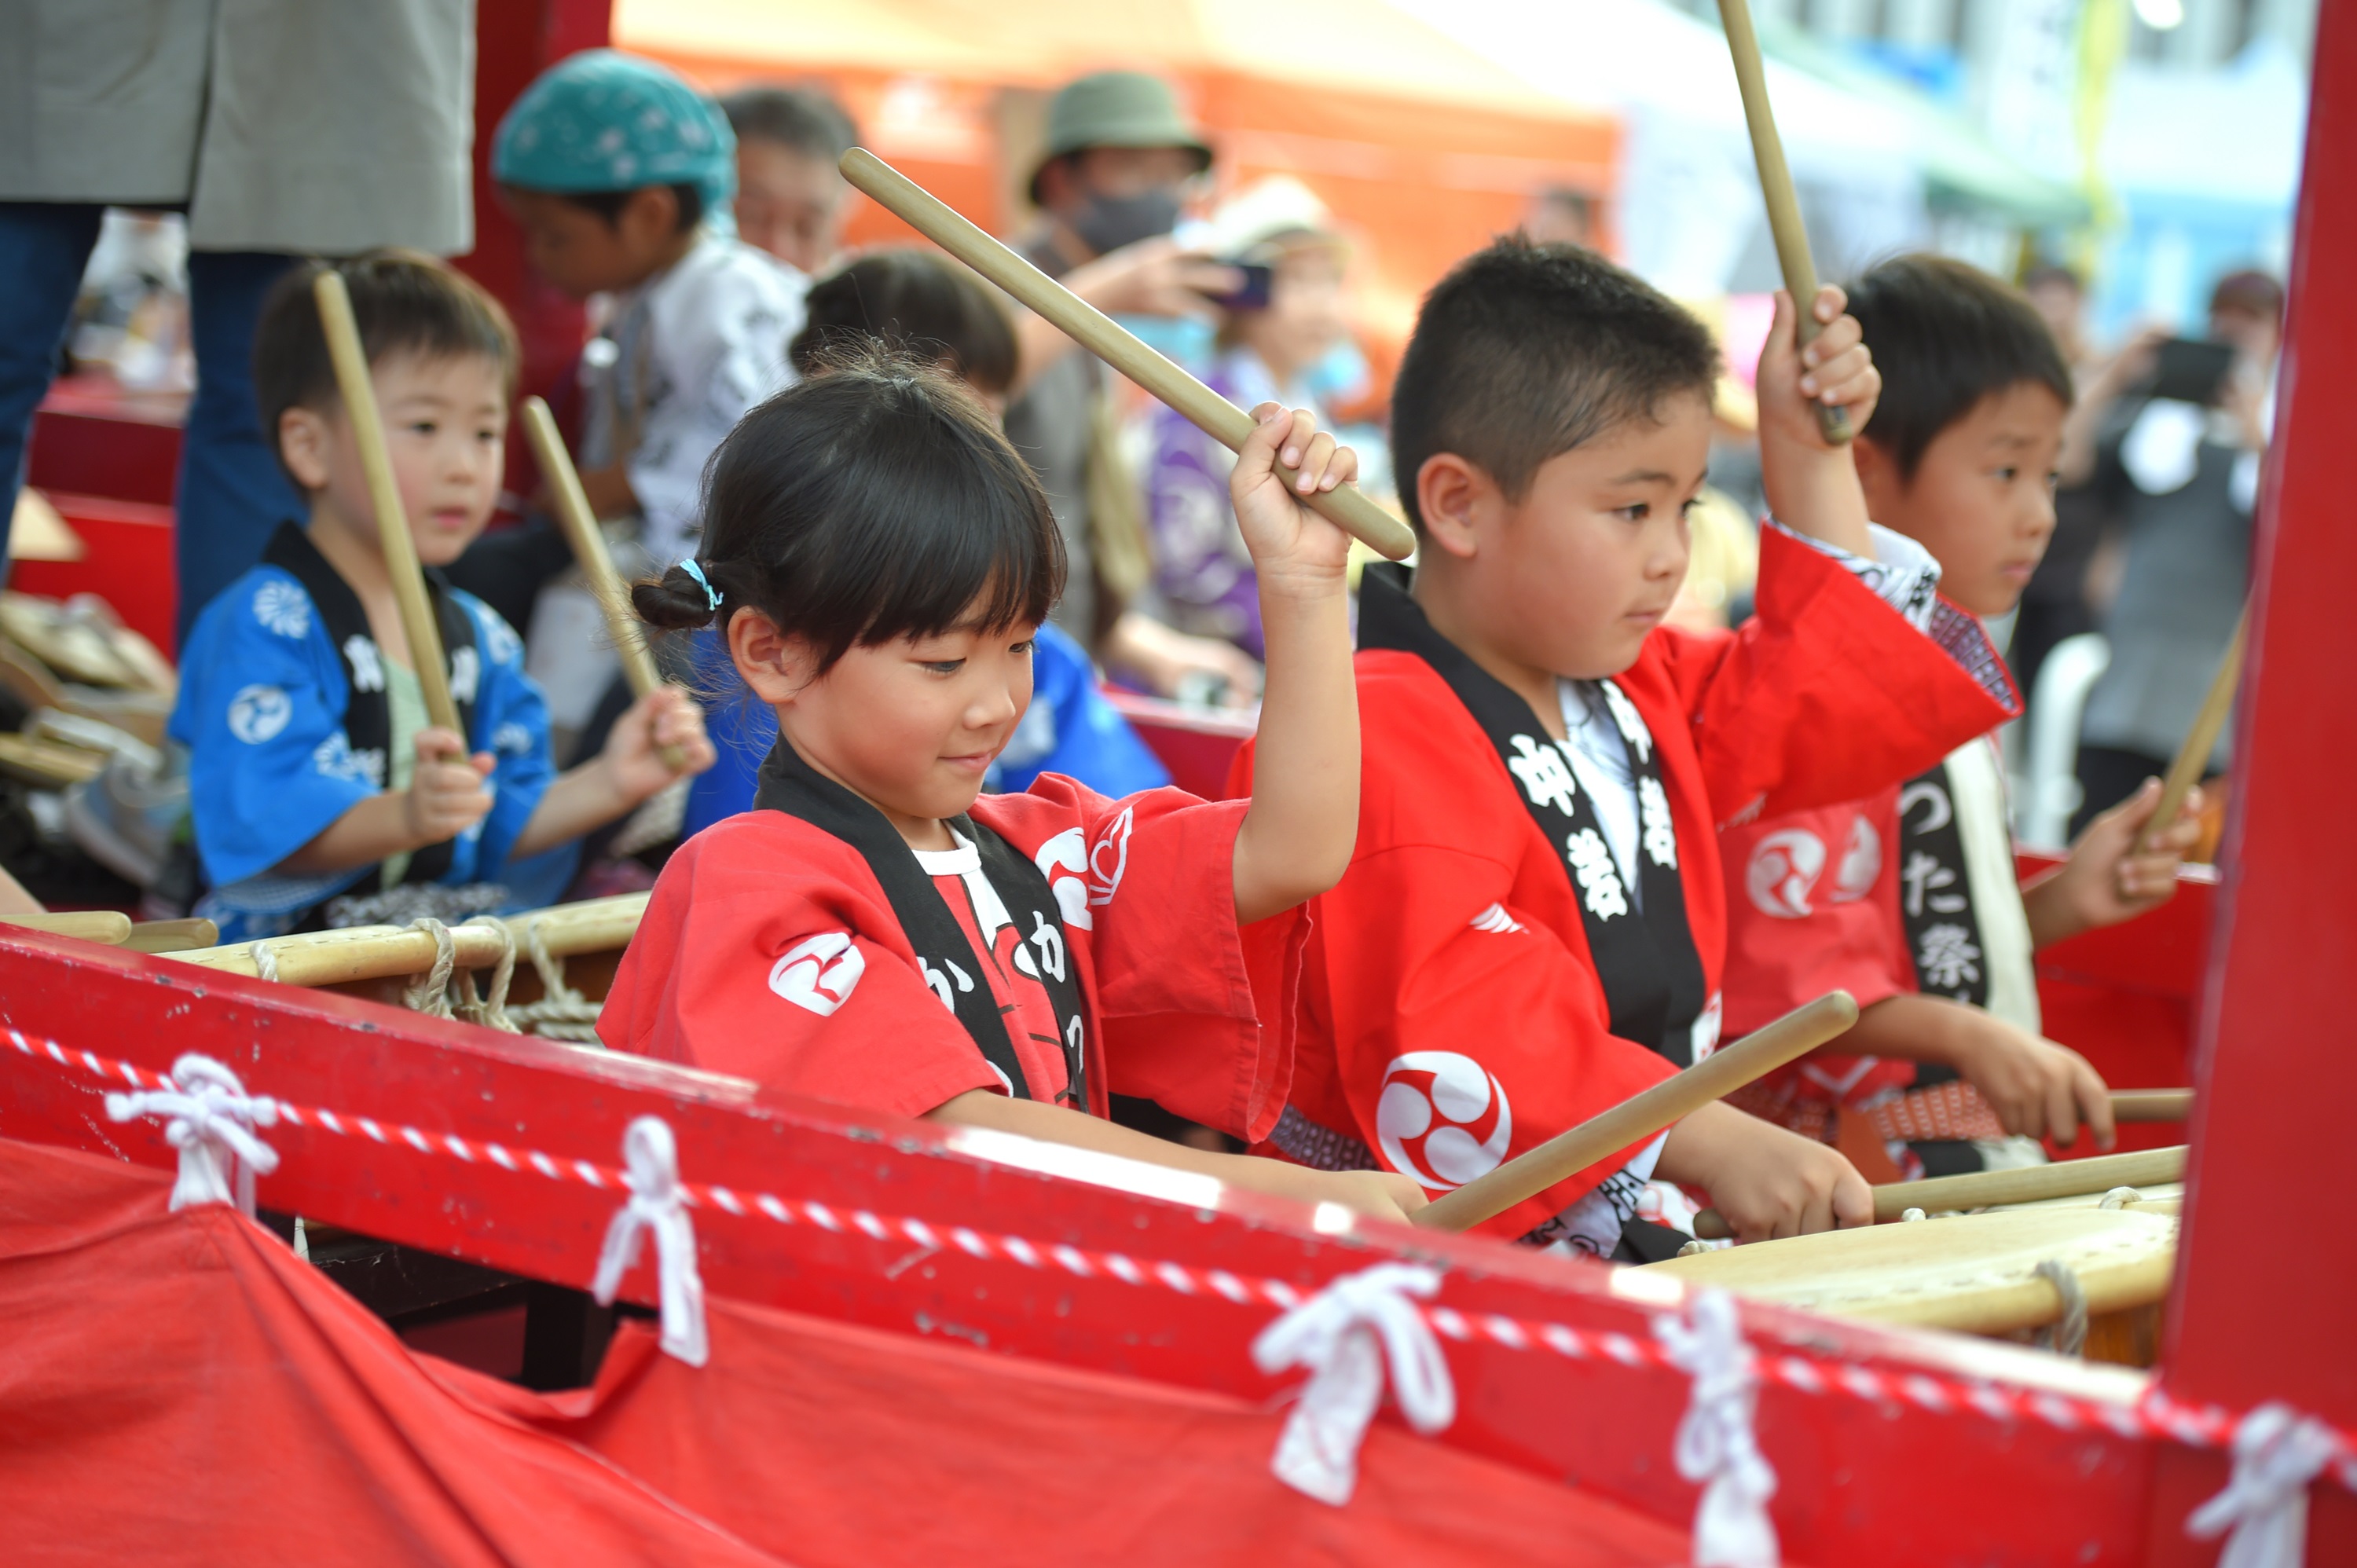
<box><xmin>1901</xmin><ymin>850</ymin><xmax>1967</xmax><ymax>918</ymax></box>
<box><xmin>1505</xmin><ymin>733</ymin><xmax>1578</xmax><ymax>815</ymax></box>
<box><xmin>1915</xmin><ymin>923</ymin><xmax>1982</xmax><ymax>991</ymax></box>
<box><xmin>1598</xmin><ymin>680</ymin><xmax>1652</xmax><ymax>765</ymax></box>
<box><xmin>1637</xmin><ymin>775</ymin><xmax>1677</xmax><ymax>869</ymax></box>
<box><xmin>1027</xmin><ymin>910</ymin><xmax>1066</xmax><ymax>983</ymax></box>
<box><xmin>921</xmin><ymin>957</ymin><xmax>975</xmax><ymax>1012</ymax></box>
<box><xmin>1564</xmin><ymin>828</ymin><xmax>1628</xmax><ymax>921</ymax></box>
<box><xmin>343</xmin><ymin>635</ymin><xmax>385</xmax><ymax>694</ymax></box>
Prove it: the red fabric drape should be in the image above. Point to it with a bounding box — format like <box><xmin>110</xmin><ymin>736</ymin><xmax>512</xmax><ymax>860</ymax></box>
<box><xmin>2</xmin><ymin>1134</ymin><xmax>1692</xmax><ymax>1566</ymax></box>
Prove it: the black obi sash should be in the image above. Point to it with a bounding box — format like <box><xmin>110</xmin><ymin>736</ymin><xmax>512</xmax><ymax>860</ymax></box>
<box><xmin>753</xmin><ymin>738</ymin><xmax>1091</xmax><ymax>1105</ymax></box>
<box><xmin>262</xmin><ymin>521</ymin><xmax>480</xmax><ymax>894</ymax></box>
<box><xmin>1359</xmin><ymin>563</ymin><xmax>1709</xmax><ymax>1064</ymax></box>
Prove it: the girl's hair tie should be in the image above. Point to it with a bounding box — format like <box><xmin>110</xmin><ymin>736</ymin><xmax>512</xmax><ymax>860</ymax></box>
<box><xmin>680</xmin><ymin>558</ymin><xmax>722</xmax><ymax>613</ymax></box>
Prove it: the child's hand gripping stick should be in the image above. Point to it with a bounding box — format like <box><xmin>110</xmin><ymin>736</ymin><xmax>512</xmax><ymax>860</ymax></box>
<box><xmin>1718</xmin><ymin>0</ymin><xmax>1852</xmax><ymax>445</ymax></box>
<box><xmin>837</xmin><ymin>148</ymin><xmax>1417</xmax><ymax>562</ymax></box>
<box><xmin>312</xmin><ymin>268</ymin><xmax>464</xmax><ymax>734</ymax></box>
<box><xmin>1413</xmin><ymin>991</ymin><xmax>1860</xmax><ymax>1233</ymax></box>
<box><xmin>519</xmin><ymin>396</ymin><xmax>687</xmax><ymax>774</ymax></box>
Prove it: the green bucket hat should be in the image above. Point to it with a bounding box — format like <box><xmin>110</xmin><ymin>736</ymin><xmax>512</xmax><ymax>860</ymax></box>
<box><xmin>1028</xmin><ymin>71</ymin><xmax>1213</xmax><ymax>203</ymax></box>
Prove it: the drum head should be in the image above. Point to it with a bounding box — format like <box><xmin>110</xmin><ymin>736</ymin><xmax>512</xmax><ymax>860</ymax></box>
<box><xmin>1638</xmin><ymin>1207</ymin><xmax>2177</xmax><ymax>1337</ymax></box>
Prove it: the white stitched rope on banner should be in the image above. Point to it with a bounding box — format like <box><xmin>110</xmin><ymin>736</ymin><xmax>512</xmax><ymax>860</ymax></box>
<box><xmin>588</xmin><ymin>1115</ymin><xmax>709</xmax><ymax>1367</ymax></box>
<box><xmin>401</xmin><ymin>918</ymin><xmax>458</xmax><ymax>1018</ymax></box>
<box><xmin>1250</xmin><ymin>1262</ymin><xmax>1454</xmax><ymax>1506</ymax></box>
<box><xmin>2187</xmin><ymin>1403</ymin><xmax>2341</xmax><ymax>1568</ymax></box>
<box><xmin>454</xmin><ymin>915</ymin><xmax>520</xmax><ymax>1033</ymax></box>
<box><xmin>247</xmin><ymin>941</ymin><xmax>281</xmax><ymax>983</ymax></box>
<box><xmin>103</xmin><ymin>1053</ymin><xmax>280</xmax><ymax>1216</ymax></box>
<box><xmin>1655</xmin><ymin>1289</ymin><xmax>1780</xmax><ymax>1568</ymax></box>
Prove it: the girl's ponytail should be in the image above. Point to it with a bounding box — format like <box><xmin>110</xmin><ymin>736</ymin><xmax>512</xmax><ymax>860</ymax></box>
<box><xmin>632</xmin><ymin>559</ymin><xmax>728</xmax><ymax>631</ymax></box>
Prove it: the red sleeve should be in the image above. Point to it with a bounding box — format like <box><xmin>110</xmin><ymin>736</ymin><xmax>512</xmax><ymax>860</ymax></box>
<box><xmin>1652</xmin><ymin>525</ymin><xmax>2017</xmax><ymax>826</ymax></box>
<box><xmin>598</xmin><ymin>816</ymin><xmax>999</xmax><ymax>1120</ymax></box>
<box><xmin>1310</xmin><ymin>837</ymin><xmax>1677</xmax><ymax>1240</ymax></box>
<box><xmin>1717</xmin><ymin>793</ymin><xmax>1913</xmax><ymax>1039</ymax></box>
<box><xmin>975</xmin><ymin>776</ymin><xmax>1304</xmax><ymax>1143</ymax></box>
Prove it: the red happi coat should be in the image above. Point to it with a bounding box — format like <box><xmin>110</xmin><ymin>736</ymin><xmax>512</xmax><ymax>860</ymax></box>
<box><xmin>603</xmin><ymin>775</ymin><xmax>1302</xmax><ymax>1141</ymax></box>
<box><xmin>1719</xmin><ymin>782</ymin><xmax>1919</xmax><ymax>1119</ymax></box>
<box><xmin>1239</xmin><ymin>527</ymin><xmax>2018</xmax><ymax>1240</ymax></box>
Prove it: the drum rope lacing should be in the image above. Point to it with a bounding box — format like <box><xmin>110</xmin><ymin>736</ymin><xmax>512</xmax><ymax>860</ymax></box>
<box><xmin>16</xmin><ymin>1027</ymin><xmax>2357</xmax><ymax>1514</ymax></box>
<box><xmin>386</xmin><ymin>916</ymin><xmax>603</xmax><ymax>1042</ymax></box>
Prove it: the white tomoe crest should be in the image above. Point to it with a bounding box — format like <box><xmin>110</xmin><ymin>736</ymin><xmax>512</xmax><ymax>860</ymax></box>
<box><xmin>1831</xmin><ymin>813</ymin><xmax>1881</xmax><ymax>903</ymax></box>
<box><xmin>1468</xmin><ymin>902</ymin><xmax>1525</xmax><ymax>936</ymax></box>
<box><xmin>1745</xmin><ymin>827</ymin><xmax>1826</xmax><ymax>919</ymax></box>
<box><xmin>1637</xmin><ymin>775</ymin><xmax>1678</xmax><ymax>869</ymax></box>
<box><xmin>767</xmin><ymin>931</ymin><xmax>865</xmax><ymax>1017</ymax></box>
<box><xmin>227</xmin><ymin>684</ymin><xmax>293</xmax><ymax>746</ymax></box>
<box><xmin>1087</xmin><ymin>807</ymin><xmax>1135</xmax><ymax>908</ymax></box>
<box><xmin>1505</xmin><ymin>733</ymin><xmax>1578</xmax><ymax>815</ymax></box>
<box><xmin>448</xmin><ymin>645</ymin><xmax>481</xmax><ymax>704</ymax></box>
<box><xmin>1034</xmin><ymin>827</ymin><xmax>1092</xmax><ymax>931</ymax></box>
<box><xmin>253</xmin><ymin>579</ymin><xmax>311</xmax><ymax>639</ymax></box>
<box><xmin>1564</xmin><ymin>828</ymin><xmax>1629</xmax><ymax>921</ymax></box>
<box><xmin>1599</xmin><ymin>680</ymin><xmax>1652</xmax><ymax>765</ymax></box>
<box><xmin>311</xmin><ymin>731</ymin><xmax>386</xmax><ymax>788</ymax></box>
<box><xmin>1376</xmin><ymin>1051</ymin><xmax>1512</xmax><ymax>1191</ymax></box>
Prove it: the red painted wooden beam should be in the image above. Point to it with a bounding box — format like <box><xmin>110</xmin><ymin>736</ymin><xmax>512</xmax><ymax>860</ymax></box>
<box><xmin>0</xmin><ymin>925</ymin><xmax>2182</xmax><ymax>1566</ymax></box>
<box><xmin>2145</xmin><ymin>2</ymin><xmax>2357</xmax><ymax>1558</ymax></box>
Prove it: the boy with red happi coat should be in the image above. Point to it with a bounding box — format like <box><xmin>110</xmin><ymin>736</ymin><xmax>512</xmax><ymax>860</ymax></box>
<box><xmin>1719</xmin><ymin>256</ymin><xmax>2201</xmax><ymax>1181</ymax></box>
<box><xmin>1236</xmin><ymin>240</ymin><xmax>2019</xmax><ymax>1255</ymax></box>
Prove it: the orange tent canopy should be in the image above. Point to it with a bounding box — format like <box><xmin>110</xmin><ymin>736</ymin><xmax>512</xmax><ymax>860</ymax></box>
<box><xmin>618</xmin><ymin>0</ymin><xmax>1617</xmax><ymax>362</ymax></box>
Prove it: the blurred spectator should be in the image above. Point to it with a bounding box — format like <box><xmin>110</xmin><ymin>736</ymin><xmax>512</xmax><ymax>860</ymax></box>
<box><xmin>2009</xmin><ymin>263</ymin><xmax>2106</xmax><ymax>709</ymax></box>
<box><xmin>1002</xmin><ymin>71</ymin><xmax>1261</xmax><ymax>707</ymax></box>
<box><xmin>682</xmin><ymin>249</ymin><xmax>1171</xmax><ymax>837</ymax></box>
<box><xmin>1523</xmin><ymin>186</ymin><xmax>1601</xmax><ymax>250</ymax></box>
<box><xmin>0</xmin><ymin>0</ymin><xmax>476</xmax><ymax>643</ymax></box>
<box><xmin>2065</xmin><ymin>269</ymin><xmax>2282</xmax><ymax>834</ymax></box>
<box><xmin>720</xmin><ymin>84</ymin><xmax>860</xmax><ymax>277</ymax></box>
<box><xmin>1139</xmin><ymin>178</ymin><xmax>1350</xmax><ymax>669</ymax></box>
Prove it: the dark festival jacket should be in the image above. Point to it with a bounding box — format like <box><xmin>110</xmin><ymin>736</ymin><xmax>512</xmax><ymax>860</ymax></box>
<box><xmin>1233</xmin><ymin>526</ymin><xmax>2019</xmax><ymax>1243</ymax></box>
<box><xmin>601</xmin><ymin>745</ymin><xmax>1305</xmax><ymax>1142</ymax></box>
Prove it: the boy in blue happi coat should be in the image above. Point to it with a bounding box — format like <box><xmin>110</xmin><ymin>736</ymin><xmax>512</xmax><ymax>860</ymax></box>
<box><xmin>170</xmin><ymin>252</ymin><xmax>714</xmax><ymax>940</ymax></box>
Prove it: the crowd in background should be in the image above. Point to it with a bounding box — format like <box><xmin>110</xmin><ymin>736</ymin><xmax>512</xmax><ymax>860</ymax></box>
<box><xmin>0</xmin><ymin>15</ymin><xmax>2282</xmax><ymax>917</ymax></box>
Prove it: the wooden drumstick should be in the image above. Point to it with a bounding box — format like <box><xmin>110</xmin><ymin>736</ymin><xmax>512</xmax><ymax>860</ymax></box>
<box><xmin>518</xmin><ymin>397</ymin><xmax>684</xmax><ymax>772</ymax></box>
<box><xmin>314</xmin><ymin>269</ymin><xmax>462</xmax><ymax>735</ymax></box>
<box><xmin>2110</xmin><ymin>1088</ymin><xmax>2193</xmax><ymax>1122</ymax></box>
<box><xmin>1413</xmin><ymin>991</ymin><xmax>1859</xmax><ymax>1233</ymax></box>
<box><xmin>0</xmin><ymin>910</ymin><xmax>134</xmax><ymax>945</ymax></box>
<box><xmin>838</xmin><ymin>148</ymin><xmax>1417</xmax><ymax>562</ymax></box>
<box><xmin>2135</xmin><ymin>606</ymin><xmax>2245</xmax><ymax>854</ymax></box>
<box><xmin>1717</xmin><ymin>0</ymin><xmax>1852</xmax><ymax>445</ymax></box>
<box><xmin>1689</xmin><ymin>1144</ymin><xmax>2188</xmax><ymax>1238</ymax></box>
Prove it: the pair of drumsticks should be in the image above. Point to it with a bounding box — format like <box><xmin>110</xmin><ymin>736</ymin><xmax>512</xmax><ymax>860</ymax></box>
<box><xmin>311</xmin><ymin>274</ymin><xmax>676</xmax><ymax>768</ymax></box>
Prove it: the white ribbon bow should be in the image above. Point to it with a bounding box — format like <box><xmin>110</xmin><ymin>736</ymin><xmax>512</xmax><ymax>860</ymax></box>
<box><xmin>104</xmin><ymin>1053</ymin><xmax>281</xmax><ymax>1216</ymax></box>
<box><xmin>2187</xmin><ymin>1403</ymin><xmax>2341</xmax><ymax>1568</ymax></box>
<box><xmin>1656</xmin><ymin>1289</ymin><xmax>1780</xmax><ymax>1568</ymax></box>
<box><xmin>589</xmin><ymin>1116</ymin><xmax>709</xmax><ymax>1368</ymax></box>
<box><xmin>1250</xmin><ymin>1262</ymin><xmax>1455</xmax><ymax>1505</ymax></box>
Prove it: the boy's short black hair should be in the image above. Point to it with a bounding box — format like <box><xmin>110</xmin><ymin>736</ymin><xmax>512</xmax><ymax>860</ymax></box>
<box><xmin>632</xmin><ymin>348</ymin><xmax>1062</xmax><ymax>672</ymax></box>
<box><xmin>719</xmin><ymin>85</ymin><xmax>859</xmax><ymax>162</ymax></box>
<box><xmin>253</xmin><ymin>250</ymin><xmax>521</xmax><ymax>487</ymax></box>
<box><xmin>1391</xmin><ymin>237</ymin><xmax>1720</xmax><ymax>533</ymax></box>
<box><xmin>1846</xmin><ymin>255</ymin><xmax>2073</xmax><ymax>482</ymax></box>
<box><xmin>559</xmin><ymin>181</ymin><xmax>705</xmax><ymax>234</ymax></box>
<box><xmin>792</xmin><ymin>250</ymin><xmax>1018</xmax><ymax>396</ymax></box>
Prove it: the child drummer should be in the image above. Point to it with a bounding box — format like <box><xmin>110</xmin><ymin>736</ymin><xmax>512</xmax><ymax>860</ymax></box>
<box><xmin>1718</xmin><ymin>255</ymin><xmax>2203</xmax><ymax>1178</ymax></box>
<box><xmin>1235</xmin><ymin>240</ymin><xmax>2019</xmax><ymax>1252</ymax></box>
<box><xmin>601</xmin><ymin>352</ymin><xmax>1424</xmax><ymax>1223</ymax></box>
